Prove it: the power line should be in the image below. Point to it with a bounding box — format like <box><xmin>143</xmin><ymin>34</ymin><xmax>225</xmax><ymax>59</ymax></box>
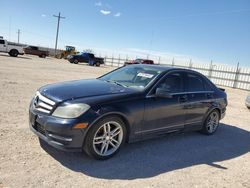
<box><xmin>53</xmin><ymin>12</ymin><xmax>65</xmax><ymax>56</ymax></box>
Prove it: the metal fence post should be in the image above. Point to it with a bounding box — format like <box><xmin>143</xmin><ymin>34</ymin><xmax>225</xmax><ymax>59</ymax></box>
<box><xmin>189</xmin><ymin>59</ymin><xmax>193</xmax><ymax>69</ymax></box>
<box><xmin>111</xmin><ymin>54</ymin><xmax>114</xmax><ymax>66</ymax></box>
<box><xmin>208</xmin><ymin>60</ymin><xmax>213</xmax><ymax>79</ymax></box>
<box><xmin>118</xmin><ymin>54</ymin><xmax>121</xmax><ymax>67</ymax></box>
<box><xmin>172</xmin><ymin>58</ymin><xmax>175</xmax><ymax>66</ymax></box>
<box><xmin>233</xmin><ymin>62</ymin><xmax>240</xmax><ymax>88</ymax></box>
<box><xmin>104</xmin><ymin>55</ymin><xmax>107</xmax><ymax>65</ymax></box>
<box><xmin>158</xmin><ymin>57</ymin><xmax>161</xmax><ymax>65</ymax></box>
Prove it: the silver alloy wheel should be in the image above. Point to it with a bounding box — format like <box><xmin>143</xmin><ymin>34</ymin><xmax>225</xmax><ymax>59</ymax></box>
<box><xmin>206</xmin><ymin>111</ymin><xmax>219</xmax><ymax>133</ymax></box>
<box><xmin>93</xmin><ymin>121</ymin><xmax>123</xmax><ymax>156</ymax></box>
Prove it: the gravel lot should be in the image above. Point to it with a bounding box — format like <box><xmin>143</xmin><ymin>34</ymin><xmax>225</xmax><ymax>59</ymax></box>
<box><xmin>0</xmin><ymin>53</ymin><xmax>249</xmax><ymax>188</ymax></box>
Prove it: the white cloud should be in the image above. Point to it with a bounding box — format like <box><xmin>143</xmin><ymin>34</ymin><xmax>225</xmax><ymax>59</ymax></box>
<box><xmin>41</xmin><ymin>14</ymin><xmax>46</xmax><ymax>17</ymax></box>
<box><xmin>100</xmin><ymin>10</ymin><xmax>111</xmax><ymax>15</ymax></box>
<box><xmin>114</xmin><ymin>12</ymin><xmax>121</xmax><ymax>17</ymax></box>
<box><xmin>95</xmin><ymin>2</ymin><xmax>102</xmax><ymax>6</ymax></box>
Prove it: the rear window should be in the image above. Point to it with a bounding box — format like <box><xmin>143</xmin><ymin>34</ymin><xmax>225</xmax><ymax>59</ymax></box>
<box><xmin>30</xmin><ymin>46</ymin><xmax>38</xmax><ymax>50</ymax></box>
<box><xmin>187</xmin><ymin>73</ymin><xmax>204</xmax><ymax>91</ymax></box>
<box><xmin>0</xmin><ymin>40</ymin><xmax>5</xmax><ymax>44</ymax></box>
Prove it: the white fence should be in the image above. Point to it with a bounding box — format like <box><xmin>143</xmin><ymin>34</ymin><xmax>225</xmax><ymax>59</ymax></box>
<box><xmin>103</xmin><ymin>55</ymin><xmax>250</xmax><ymax>91</ymax></box>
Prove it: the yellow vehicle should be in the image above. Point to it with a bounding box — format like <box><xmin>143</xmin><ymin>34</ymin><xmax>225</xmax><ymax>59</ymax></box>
<box><xmin>57</xmin><ymin>46</ymin><xmax>77</xmax><ymax>59</ymax></box>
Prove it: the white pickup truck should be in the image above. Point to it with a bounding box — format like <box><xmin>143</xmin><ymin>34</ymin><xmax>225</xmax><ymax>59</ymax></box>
<box><xmin>0</xmin><ymin>39</ymin><xmax>24</xmax><ymax>57</ymax></box>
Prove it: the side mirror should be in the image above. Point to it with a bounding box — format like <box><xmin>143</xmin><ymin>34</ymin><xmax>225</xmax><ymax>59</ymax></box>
<box><xmin>155</xmin><ymin>88</ymin><xmax>173</xmax><ymax>98</ymax></box>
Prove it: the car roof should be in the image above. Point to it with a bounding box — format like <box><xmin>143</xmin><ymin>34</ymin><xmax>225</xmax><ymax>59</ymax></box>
<box><xmin>131</xmin><ymin>64</ymin><xmax>208</xmax><ymax>76</ymax></box>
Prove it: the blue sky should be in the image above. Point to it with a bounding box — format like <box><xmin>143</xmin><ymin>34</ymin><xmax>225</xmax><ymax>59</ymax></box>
<box><xmin>0</xmin><ymin>0</ymin><xmax>250</xmax><ymax>66</ymax></box>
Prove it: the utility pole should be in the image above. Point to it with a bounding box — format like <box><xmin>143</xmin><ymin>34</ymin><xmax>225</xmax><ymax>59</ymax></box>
<box><xmin>17</xmin><ymin>29</ymin><xmax>21</xmax><ymax>43</ymax></box>
<box><xmin>53</xmin><ymin>12</ymin><xmax>65</xmax><ymax>56</ymax></box>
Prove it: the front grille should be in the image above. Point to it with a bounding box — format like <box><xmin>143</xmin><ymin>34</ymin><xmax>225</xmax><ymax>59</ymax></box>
<box><xmin>34</xmin><ymin>123</ymin><xmax>46</xmax><ymax>135</ymax></box>
<box><xmin>33</xmin><ymin>91</ymin><xmax>55</xmax><ymax>114</ymax></box>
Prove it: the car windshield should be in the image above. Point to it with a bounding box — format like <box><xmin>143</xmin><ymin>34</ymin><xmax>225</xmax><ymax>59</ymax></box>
<box><xmin>99</xmin><ymin>65</ymin><xmax>164</xmax><ymax>90</ymax></box>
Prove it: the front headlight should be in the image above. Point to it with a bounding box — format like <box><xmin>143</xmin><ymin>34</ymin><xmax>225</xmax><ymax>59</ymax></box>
<box><xmin>52</xmin><ymin>103</ymin><xmax>90</xmax><ymax>118</ymax></box>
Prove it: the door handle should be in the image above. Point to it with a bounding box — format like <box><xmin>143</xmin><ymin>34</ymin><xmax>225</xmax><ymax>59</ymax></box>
<box><xmin>206</xmin><ymin>93</ymin><xmax>213</xmax><ymax>99</ymax></box>
<box><xmin>179</xmin><ymin>95</ymin><xmax>188</xmax><ymax>103</ymax></box>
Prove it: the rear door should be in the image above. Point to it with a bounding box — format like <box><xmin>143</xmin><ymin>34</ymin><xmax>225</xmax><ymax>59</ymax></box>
<box><xmin>32</xmin><ymin>46</ymin><xmax>39</xmax><ymax>55</ymax></box>
<box><xmin>0</xmin><ymin>40</ymin><xmax>7</xmax><ymax>52</ymax></box>
<box><xmin>142</xmin><ymin>71</ymin><xmax>187</xmax><ymax>134</ymax></box>
<box><xmin>184</xmin><ymin>72</ymin><xmax>212</xmax><ymax>127</ymax></box>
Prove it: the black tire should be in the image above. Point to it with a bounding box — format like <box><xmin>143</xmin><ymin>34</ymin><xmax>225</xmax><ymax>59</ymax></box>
<box><xmin>95</xmin><ymin>62</ymin><xmax>101</xmax><ymax>67</ymax></box>
<box><xmin>201</xmin><ymin>110</ymin><xmax>220</xmax><ymax>135</ymax></box>
<box><xmin>41</xmin><ymin>54</ymin><xmax>46</xmax><ymax>58</ymax></box>
<box><xmin>73</xmin><ymin>59</ymin><xmax>79</xmax><ymax>64</ymax></box>
<box><xmin>9</xmin><ymin>49</ymin><xmax>19</xmax><ymax>57</ymax></box>
<box><xmin>83</xmin><ymin>116</ymin><xmax>127</xmax><ymax>160</ymax></box>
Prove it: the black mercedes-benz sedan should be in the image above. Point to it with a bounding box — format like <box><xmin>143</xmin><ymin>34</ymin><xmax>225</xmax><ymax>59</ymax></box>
<box><xmin>29</xmin><ymin>65</ymin><xmax>227</xmax><ymax>160</ymax></box>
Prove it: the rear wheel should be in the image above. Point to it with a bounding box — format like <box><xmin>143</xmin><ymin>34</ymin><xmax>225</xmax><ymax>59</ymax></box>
<box><xmin>83</xmin><ymin>116</ymin><xmax>126</xmax><ymax>160</ymax></box>
<box><xmin>201</xmin><ymin>110</ymin><xmax>220</xmax><ymax>135</ymax></box>
<box><xmin>41</xmin><ymin>54</ymin><xmax>46</xmax><ymax>58</ymax></box>
<box><xmin>9</xmin><ymin>49</ymin><xmax>19</xmax><ymax>57</ymax></box>
<box><xmin>95</xmin><ymin>62</ymin><xmax>101</xmax><ymax>67</ymax></box>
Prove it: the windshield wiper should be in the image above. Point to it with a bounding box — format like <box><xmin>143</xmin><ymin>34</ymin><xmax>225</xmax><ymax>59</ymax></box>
<box><xmin>106</xmin><ymin>80</ymin><xmax>128</xmax><ymax>88</ymax></box>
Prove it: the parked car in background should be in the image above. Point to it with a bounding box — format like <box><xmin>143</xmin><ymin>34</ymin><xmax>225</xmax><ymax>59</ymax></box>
<box><xmin>67</xmin><ymin>52</ymin><xmax>104</xmax><ymax>66</ymax></box>
<box><xmin>245</xmin><ymin>93</ymin><xmax>250</xmax><ymax>109</ymax></box>
<box><xmin>24</xmin><ymin>46</ymin><xmax>49</xmax><ymax>58</ymax></box>
<box><xmin>29</xmin><ymin>64</ymin><xmax>227</xmax><ymax>160</ymax></box>
<box><xmin>125</xmin><ymin>58</ymin><xmax>154</xmax><ymax>65</ymax></box>
<box><xmin>0</xmin><ymin>38</ymin><xmax>24</xmax><ymax>57</ymax></box>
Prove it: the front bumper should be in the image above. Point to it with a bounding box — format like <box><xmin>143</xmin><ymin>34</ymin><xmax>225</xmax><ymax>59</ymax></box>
<box><xmin>29</xmin><ymin>108</ymin><xmax>86</xmax><ymax>152</ymax></box>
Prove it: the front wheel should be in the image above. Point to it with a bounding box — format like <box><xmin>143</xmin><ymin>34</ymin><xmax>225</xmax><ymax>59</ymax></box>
<box><xmin>95</xmin><ymin>62</ymin><xmax>101</xmax><ymax>67</ymax></box>
<box><xmin>201</xmin><ymin>110</ymin><xmax>220</xmax><ymax>135</ymax></box>
<box><xmin>73</xmin><ymin>59</ymin><xmax>78</xmax><ymax>64</ymax></box>
<box><xmin>83</xmin><ymin>116</ymin><xmax>126</xmax><ymax>160</ymax></box>
<box><xmin>9</xmin><ymin>49</ymin><xmax>19</xmax><ymax>57</ymax></box>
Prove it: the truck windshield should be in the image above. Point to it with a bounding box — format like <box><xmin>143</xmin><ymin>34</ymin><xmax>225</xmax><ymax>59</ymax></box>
<box><xmin>99</xmin><ymin>65</ymin><xmax>164</xmax><ymax>90</ymax></box>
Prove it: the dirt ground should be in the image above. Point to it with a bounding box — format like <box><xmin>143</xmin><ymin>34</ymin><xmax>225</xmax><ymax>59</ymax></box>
<box><xmin>0</xmin><ymin>53</ymin><xmax>249</xmax><ymax>188</ymax></box>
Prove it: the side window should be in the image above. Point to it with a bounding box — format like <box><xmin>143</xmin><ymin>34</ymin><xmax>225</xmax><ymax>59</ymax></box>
<box><xmin>31</xmin><ymin>46</ymin><xmax>38</xmax><ymax>50</ymax></box>
<box><xmin>203</xmin><ymin>80</ymin><xmax>214</xmax><ymax>91</ymax></box>
<box><xmin>187</xmin><ymin>73</ymin><xmax>204</xmax><ymax>92</ymax></box>
<box><xmin>0</xmin><ymin>40</ymin><xmax>5</xmax><ymax>44</ymax></box>
<box><xmin>157</xmin><ymin>72</ymin><xmax>184</xmax><ymax>93</ymax></box>
<box><xmin>88</xmin><ymin>54</ymin><xmax>95</xmax><ymax>58</ymax></box>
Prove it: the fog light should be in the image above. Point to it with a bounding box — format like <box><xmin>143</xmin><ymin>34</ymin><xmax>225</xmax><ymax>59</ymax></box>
<box><xmin>73</xmin><ymin>123</ymin><xmax>88</xmax><ymax>129</ymax></box>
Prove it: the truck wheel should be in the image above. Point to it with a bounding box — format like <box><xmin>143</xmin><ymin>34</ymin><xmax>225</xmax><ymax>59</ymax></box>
<box><xmin>95</xmin><ymin>62</ymin><xmax>101</xmax><ymax>67</ymax></box>
<box><xmin>9</xmin><ymin>49</ymin><xmax>19</xmax><ymax>57</ymax></box>
<box><xmin>41</xmin><ymin>54</ymin><xmax>46</xmax><ymax>58</ymax></box>
<box><xmin>73</xmin><ymin>59</ymin><xmax>79</xmax><ymax>64</ymax></box>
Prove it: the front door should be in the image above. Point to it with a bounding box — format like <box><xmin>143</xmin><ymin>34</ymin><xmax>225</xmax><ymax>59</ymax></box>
<box><xmin>0</xmin><ymin>40</ymin><xmax>7</xmax><ymax>52</ymax></box>
<box><xmin>142</xmin><ymin>72</ymin><xmax>187</xmax><ymax>134</ymax></box>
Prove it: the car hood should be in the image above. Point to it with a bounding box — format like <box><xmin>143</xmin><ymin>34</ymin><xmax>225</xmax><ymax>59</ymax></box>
<box><xmin>39</xmin><ymin>79</ymin><xmax>135</xmax><ymax>102</ymax></box>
